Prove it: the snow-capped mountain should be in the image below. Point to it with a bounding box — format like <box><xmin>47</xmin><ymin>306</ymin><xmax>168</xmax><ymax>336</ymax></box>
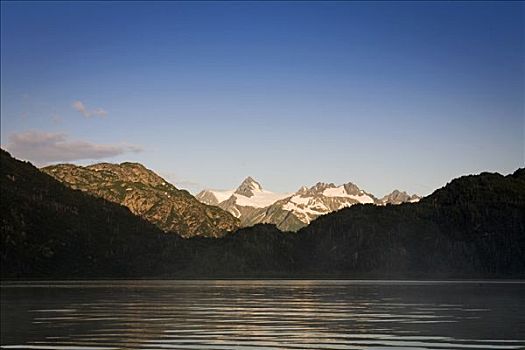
<box><xmin>274</xmin><ymin>182</ymin><xmax>377</xmax><ymax>227</ymax></box>
<box><xmin>196</xmin><ymin>177</ymin><xmax>420</xmax><ymax>232</ymax></box>
<box><xmin>196</xmin><ymin>188</ymin><xmax>234</xmax><ymax>206</ymax></box>
<box><xmin>230</xmin><ymin>177</ymin><xmax>292</xmax><ymax>208</ymax></box>
<box><xmin>196</xmin><ymin>177</ymin><xmax>291</xmax><ymax>219</ymax></box>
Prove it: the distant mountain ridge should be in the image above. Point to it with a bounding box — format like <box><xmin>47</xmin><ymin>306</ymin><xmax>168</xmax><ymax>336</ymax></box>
<box><xmin>197</xmin><ymin>177</ymin><xmax>420</xmax><ymax>231</ymax></box>
<box><xmin>379</xmin><ymin>190</ymin><xmax>420</xmax><ymax>205</ymax></box>
<box><xmin>42</xmin><ymin>162</ymin><xmax>239</xmax><ymax>238</ymax></box>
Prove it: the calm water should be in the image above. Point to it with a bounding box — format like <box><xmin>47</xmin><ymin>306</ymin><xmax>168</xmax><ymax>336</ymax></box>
<box><xmin>1</xmin><ymin>280</ymin><xmax>524</xmax><ymax>350</ymax></box>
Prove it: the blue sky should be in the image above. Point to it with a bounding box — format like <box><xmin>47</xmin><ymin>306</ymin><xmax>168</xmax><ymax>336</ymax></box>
<box><xmin>1</xmin><ymin>1</ymin><xmax>523</xmax><ymax>196</ymax></box>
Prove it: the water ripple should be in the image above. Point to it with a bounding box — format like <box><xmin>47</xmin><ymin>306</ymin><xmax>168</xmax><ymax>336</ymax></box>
<box><xmin>2</xmin><ymin>280</ymin><xmax>524</xmax><ymax>350</ymax></box>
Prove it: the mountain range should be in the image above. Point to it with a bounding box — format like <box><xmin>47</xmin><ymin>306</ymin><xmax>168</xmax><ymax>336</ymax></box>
<box><xmin>1</xmin><ymin>148</ymin><xmax>524</xmax><ymax>279</ymax></box>
<box><xmin>41</xmin><ymin>159</ymin><xmax>420</xmax><ymax>235</ymax></box>
<box><xmin>197</xmin><ymin>177</ymin><xmax>420</xmax><ymax>231</ymax></box>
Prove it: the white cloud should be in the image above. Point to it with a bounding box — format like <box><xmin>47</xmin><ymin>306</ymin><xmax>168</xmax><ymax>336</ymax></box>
<box><xmin>4</xmin><ymin>131</ymin><xmax>142</xmax><ymax>164</ymax></box>
<box><xmin>72</xmin><ymin>100</ymin><xmax>108</xmax><ymax>118</ymax></box>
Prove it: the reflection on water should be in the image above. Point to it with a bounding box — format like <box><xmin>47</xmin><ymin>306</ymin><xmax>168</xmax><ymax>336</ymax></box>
<box><xmin>1</xmin><ymin>280</ymin><xmax>524</xmax><ymax>349</ymax></box>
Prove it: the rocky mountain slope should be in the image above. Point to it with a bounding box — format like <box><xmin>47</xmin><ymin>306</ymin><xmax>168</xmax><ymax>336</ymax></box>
<box><xmin>42</xmin><ymin>162</ymin><xmax>239</xmax><ymax>238</ymax></box>
<box><xmin>0</xmin><ymin>149</ymin><xmax>173</xmax><ymax>278</ymax></box>
<box><xmin>197</xmin><ymin>177</ymin><xmax>420</xmax><ymax>231</ymax></box>
<box><xmin>379</xmin><ymin>190</ymin><xmax>421</xmax><ymax>205</ymax></box>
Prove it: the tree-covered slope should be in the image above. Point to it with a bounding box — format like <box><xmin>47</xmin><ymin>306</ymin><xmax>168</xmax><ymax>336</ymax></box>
<box><xmin>0</xmin><ymin>149</ymin><xmax>189</xmax><ymax>278</ymax></box>
<box><xmin>295</xmin><ymin>169</ymin><xmax>525</xmax><ymax>277</ymax></box>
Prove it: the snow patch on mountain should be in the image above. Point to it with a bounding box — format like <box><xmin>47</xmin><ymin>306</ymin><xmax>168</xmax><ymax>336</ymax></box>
<box><xmin>281</xmin><ymin>196</ymin><xmax>332</xmax><ymax>224</ymax></box>
<box><xmin>322</xmin><ymin>187</ymin><xmax>375</xmax><ymax>204</ymax></box>
<box><xmin>212</xmin><ymin>190</ymin><xmax>235</xmax><ymax>203</ymax></box>
<box><xmin>234</xmin><ymin>190</ymin><xmax>291</xmax><ymax>208</ymax></box>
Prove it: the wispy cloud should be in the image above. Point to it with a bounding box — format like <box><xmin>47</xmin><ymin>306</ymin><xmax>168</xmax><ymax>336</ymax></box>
<box><xmin>72</xmin><ymin>100</ymin><xmax>108</xmax><ymax>118</ymax></box>
<box><xmin>4</xmin><ymin>131</ymin><xmax>142</xmax><ymax>164</ymax></box>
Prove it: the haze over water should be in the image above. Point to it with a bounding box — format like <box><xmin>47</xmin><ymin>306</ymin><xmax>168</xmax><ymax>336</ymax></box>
<box><xmin>1</xmin><ymin>280</ymin><xmax>524</xmax><ymax>350</ymax></box>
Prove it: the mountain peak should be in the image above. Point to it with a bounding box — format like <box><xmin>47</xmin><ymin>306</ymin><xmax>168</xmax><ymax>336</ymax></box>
<box><xmin>342</xmin><ymin>182</ymin><xmax>362</xmax><ymax>195</ymax></box>
<box><xmin>306</xmin><ymin>182</ymin><xmax>336</xmax><ymax>194</ymax></box>
<box><xmin>42</xmin><ymin>161</ymin><xmax>239</xmax><ymax>237</ymax></box>
<box><xmin>235</xmin><ymin>176</ymin><xmax>263</xmax><ymax>197</ymax></box>
<box><xmin>297</xmin><ymin>185</ymin><xmax>309</xmax><ymax>194</ymax></box>
<box><xmin>86</xmin><ymin>162</ymin><xmax>166</xmax><ymax>187</ymax></box>
<box><xmin>381</xmin><ymin>190</ymin><xmax>421</xmax><ymax>205</ymax></box>
<box><xmin>390</xmin><ymin>189</ymin><xmax>406</xmax><ymax>196</ymax></box>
